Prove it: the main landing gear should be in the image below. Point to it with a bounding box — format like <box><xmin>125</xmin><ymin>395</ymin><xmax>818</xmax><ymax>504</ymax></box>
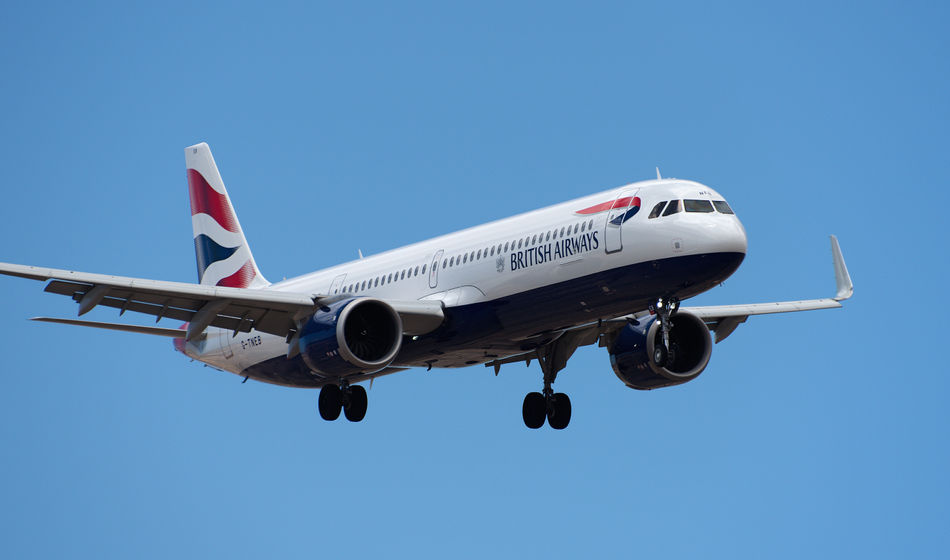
<box><xmin>650</xmin><ymin>296</ymin><xmax>679</xmax><ymax>367</ymax></box>
<box><xmin>522</xmin><ymin>386</ymin><xmax>572</xmax><ymax>430</ymax></box>
<box><xmin>318</xmin><ymin>382</ymin><xmax>368</xmax><ymax>422</ymax></box>
<box><xmin>521</xmin><ymin>334</ymin><xmax>582</xmax><ymax>430</ymax></box>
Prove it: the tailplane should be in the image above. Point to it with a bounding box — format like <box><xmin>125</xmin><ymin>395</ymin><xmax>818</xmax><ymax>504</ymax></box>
<box><xmin>185</xmin><ymin>142</ymin><xmax>269</xmax><ymax>289</ymax></box>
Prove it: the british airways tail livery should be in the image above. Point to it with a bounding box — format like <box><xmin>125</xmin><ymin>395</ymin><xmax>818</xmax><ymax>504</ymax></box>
<box><xmin>0</xmin><ymin>142</ymin><xmax>853</xmax><ymax>430</ymax></box>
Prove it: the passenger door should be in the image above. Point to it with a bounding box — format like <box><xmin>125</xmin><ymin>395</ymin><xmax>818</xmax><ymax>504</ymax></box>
<box><xmin>329</xmin><ymin>274</ymin><xmax>347</xmax><ymax>295</ymax></box>
<box><xmin>604</xmin><ymin>189</ymin><xmax>638</xmax><ymax>254</ymax></box>
<box><xmin>429</xmin><ymin>250</ymin><xmax>444</xmax><ymax>289</ymax></box>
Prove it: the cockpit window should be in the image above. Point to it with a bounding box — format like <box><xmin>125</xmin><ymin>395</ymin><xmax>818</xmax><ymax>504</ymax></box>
<box><xmin>648</xmin><ymin>201</ymin><xmax>667</xmax><ymax>219</ymax></box>
<box><xmin>713</xmin><ymin>200</ymin><xmax>734</xmax><ymax>214</ymax></box>
<box><xmin>662</xmin><ymin>199</ymin><xmax>681</xmax><ymax>216</ymax></box>
<box><xmin>684</xmin><ymin>199</ymin><xmax>714</xmax><ymax>213</ymax></box>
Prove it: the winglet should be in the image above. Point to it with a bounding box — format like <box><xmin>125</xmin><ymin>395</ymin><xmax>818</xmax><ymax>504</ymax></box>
<box><xmin>830</xmin><ymin>235</ymin><xmax>853</xmax><ymax>301</ymax></box>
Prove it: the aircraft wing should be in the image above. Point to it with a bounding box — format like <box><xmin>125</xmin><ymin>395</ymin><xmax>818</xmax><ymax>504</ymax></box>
<box><xmin>0</xmin><ymin>262</ymin><xmax>445</xmax><ymax>341</ymax></box>
<box><xmin>680</xmin><ymin>235</ymin><xmax>853</xmax><ymax>342</ymax></box>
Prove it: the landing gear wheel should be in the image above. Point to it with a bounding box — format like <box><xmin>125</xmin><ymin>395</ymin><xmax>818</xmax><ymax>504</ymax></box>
<box><xmin>344</xmin><ymin>384</ymin><xmax>368</xmax><ymax>422</ymax></box>
<box><xmin>318</xmin><ymin>384</ymin><xmax>342</xmax><ymax>421</ymax></box>
<box><xmin>654</xmin><ymin>344</ymin><xmax>668</xmax><ymax>367</ymax></box>
<box><xmin>522</xmin><ymin>392</ymin><xmax>546</xmax><ymax>429</ymax></box>
<box><xmin>547</xmin><ymin>393</ymin><xmax>572</xmax><ymax>430</ymax></box>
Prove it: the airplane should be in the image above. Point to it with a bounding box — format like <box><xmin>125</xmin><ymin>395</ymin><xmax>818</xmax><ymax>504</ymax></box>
<box><xmin>0</xmin><ymin>142</ymin><xmax>853</xmax><ymax>430</ymax></box>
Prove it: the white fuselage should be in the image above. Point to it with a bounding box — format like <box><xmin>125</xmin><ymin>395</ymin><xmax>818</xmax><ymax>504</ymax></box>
<box><xmin>181</xmin><ymin>178</ymin><xmax>747</xmax><ymax>386</ymax></box>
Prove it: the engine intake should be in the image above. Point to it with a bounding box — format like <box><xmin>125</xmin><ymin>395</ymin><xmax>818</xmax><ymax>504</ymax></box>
<box><xmin>299</xmin><ymin>298</ymin><xmax>403</xmax><ymax>376</ymax></box>
<box><xmin>608</xmin><ymin>310</ymin><xmax>712</xmax><ymax>390</ymax></box>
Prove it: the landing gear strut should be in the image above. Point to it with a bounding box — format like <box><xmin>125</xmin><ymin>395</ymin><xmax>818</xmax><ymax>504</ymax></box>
<box><xmin>521</xmin><ymin>337</ymin><xmax>577</xmax><ymax>430</ymax></box>
<box><xmin>650</xmin><ymin>296</ymin><xmax>679</xmax><ymax>367</ymax></box>
<box><xmin>318</xmin><ymin>382</ymin><xmax>368</xmax><ymax>422</ymax></box>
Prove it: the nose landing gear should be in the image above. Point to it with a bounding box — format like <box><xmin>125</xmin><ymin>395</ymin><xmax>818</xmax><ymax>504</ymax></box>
<box><xmin>650</xmin><ymin>296</ymin><xmax>679</xmax><ymax>367</ymax></box>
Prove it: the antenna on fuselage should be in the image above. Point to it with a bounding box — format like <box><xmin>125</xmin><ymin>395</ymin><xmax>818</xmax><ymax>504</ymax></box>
<box><xmin>358</xmin><ymin>249</ymin><xmax>364</xmax><ymax>259</ymax></box>
<box><xmin>656</xmin><ymin>167</ymin><xmax>662</xmax><ymax>180</ymax></box>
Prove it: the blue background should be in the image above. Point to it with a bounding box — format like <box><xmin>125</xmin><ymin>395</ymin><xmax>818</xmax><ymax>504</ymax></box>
<box><xmin>1</xmin><ymin>1</ymin><xmax>946</xmax><ymax>557</ymax></box>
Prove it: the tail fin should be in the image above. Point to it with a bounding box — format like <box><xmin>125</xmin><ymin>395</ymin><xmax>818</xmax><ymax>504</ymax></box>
<box><xmin>185</xmin><ymin>142</ymin><xmax>269</xmax><ymax>289</ymax></box>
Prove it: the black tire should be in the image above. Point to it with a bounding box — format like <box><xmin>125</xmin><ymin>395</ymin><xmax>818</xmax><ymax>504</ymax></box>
<box><xmin>547</xmin><ymin>392</ymin><xmax>572</xmax><ymax>430</ymax></box>
<box><xmin>344</xmin><ymin>385</ymin><xmax>368</xmax><ymax>422</ymax></box>
<box><xmin>522</xmin><ymin>392</ymin><xmax>546</xmax><ymax>429</ymax></box>
<box><xmin>654</xmin><ymin>344</ymin><xmax>668</xmax><ymax>367</ymax></box>
<box><xmin>318</xmin><ymin>384</ymin><xmax>343</xmax><ymax>421</ymax></box>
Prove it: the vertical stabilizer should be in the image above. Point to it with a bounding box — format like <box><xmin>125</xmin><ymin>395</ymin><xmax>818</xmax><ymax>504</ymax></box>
<box><xmin>185</xmin><ymin>142</ymin><xmax>269</xmax><ymax>289</ymax></box>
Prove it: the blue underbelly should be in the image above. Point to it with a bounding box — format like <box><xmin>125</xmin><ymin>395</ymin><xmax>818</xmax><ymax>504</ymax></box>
<box><xmin>240</xmin><ymin>251</ymin><xmax>744</xmax><ymax>387</ymax></box>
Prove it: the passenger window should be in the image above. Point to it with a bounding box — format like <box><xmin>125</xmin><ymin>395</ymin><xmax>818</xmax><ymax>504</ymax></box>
<box><xmin>713</xmin><ymin>200</ymin><xmax>735</xmax><ymax>214</ymax></box>
<box><xmin>663</xmin><ymin>200</ymin><xmax>681</xmax><ymax>216</ymax></box>
<box><xmin>560</xmin><ymin>227</ymin><xmax>566</xmax><ymax>237</ymax></box>
<box><xmin>531</xmin><ymin>235</ymin><xmax>537</xmax><ymax>245</ymax></box>
<box><xmin>588</xmin><ymin>219</ymin><xmax>594</xmax><ymax>230</ymax></box>
<box><xmin>581</xmin><ymin>221</ymin><xmax>586</xmax><ymax>232</ymax></box>
<box><xmin>684</xmin><ymin>199</ymin><xmax>715</xmax><ymax>213</ymax></box>
<box><xmin>574</xmin><ymin>224</ymin><xmax>579</xmax><ymax>234</ymax></box>
<box><xmin>388</xmin><ymin>273</ymin><xmax>393</xmax><ymax>282</ymax></box>
<box><xmin>374</xmin><ymin>278</ymin><xmax>379</xmax><ymax>287</ymax></box>
<box><xmin>443</xmin><ymin>259</ymin><xmax>447</xmax><ymax>269</ymax></box>
<box><xmin>421</xmin><ymin>264</ymin><xmax>426</xmax><ymax>274</ymax></box>
<box><xmin>470</xmin><ymin>251</ymin><xmax>475</xmax><ymax>261</ymax></box>
<box><xmin>476</xmin><ymin>249</ymin><xmax>481</xmax><ymax>260</ymax></box>
<box><xmin>490</xmin><ymin>246</ymin><xmax>495</xmax><ymax>256</ymax></box>
<box><xmin>648</xmin><ymin>201</ymin><xmax>667</xmax><ymax>219</ymax></box>
<box><xmin>518</xmin><ymin>239</ymin><xmax>523</xmax><ymax>249</ymax></box>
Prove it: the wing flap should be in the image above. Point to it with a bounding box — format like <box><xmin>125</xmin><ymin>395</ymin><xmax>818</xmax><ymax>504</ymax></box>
<box><xmin>31</xmin><ymin>317</ymin><xmax>187</xmax><ymax>338</ymax></box>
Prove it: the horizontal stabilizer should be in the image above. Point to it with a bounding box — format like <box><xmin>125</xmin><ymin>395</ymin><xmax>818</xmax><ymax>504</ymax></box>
<box><xmin>31</xmin><ymin>317</ymin><xmax>187</xmax><ymax>338</ymax></box>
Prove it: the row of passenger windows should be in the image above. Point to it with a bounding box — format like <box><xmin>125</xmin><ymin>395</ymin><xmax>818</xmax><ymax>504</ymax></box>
<box><xmin>440</xmin><ymin>218</ymin><xmax>596</xmax><ymax>270</ymax></box>
<box><xmin>336</xmin><ymin>218</ymin><xmax>598</xmax><ymax>294</ymax></box>
<box><xmin>342</xmin><ymin>264</ymin><xmax>427</xmax><ymax>294</ymax></box>
<box><xmin>648</xmin><ymin>199</ymin><xmax>734</xmax><ymax>219</ymax></box>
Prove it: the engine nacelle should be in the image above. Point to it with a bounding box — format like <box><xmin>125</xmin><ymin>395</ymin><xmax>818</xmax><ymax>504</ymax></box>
<box><xmin>608</xmin><ymin>310</ymin><xmax>712</xmax><ymax>390</ymax></box>
<box><xmin>298</xmin><ymin>298</ymin><xmax>403</xmax><ymax>377</ymax></box>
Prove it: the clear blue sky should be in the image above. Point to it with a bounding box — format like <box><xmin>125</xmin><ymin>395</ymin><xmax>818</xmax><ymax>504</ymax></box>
<box><xmin>1</xmin><ymin>1</ymin><xmax>947</xmax><ymax>558</ymax></box>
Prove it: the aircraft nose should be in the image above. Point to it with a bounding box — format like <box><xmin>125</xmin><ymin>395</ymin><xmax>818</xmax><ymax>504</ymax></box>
<box><xmin>699</xmin><ymin>214</ymin><xmax>747</xmax><ymax>256</ymax></box>
<box><xmin>731</xmin><ymin>216</ymin><xmax>748</xmax><ymax>255</ymax></box>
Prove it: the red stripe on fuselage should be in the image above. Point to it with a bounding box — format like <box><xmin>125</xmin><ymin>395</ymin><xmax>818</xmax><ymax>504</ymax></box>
<box><xmin>216</xmin><ymin>261</ymin><xmax>256</xmax><ymax>288</ymax></box>
<box><xmin>575</xmin><ymin>196</ymin><xmax>640</xmax><ymax>215</ymax></box>
<box><xmin>187</xmin><ymin>169</ymin><xmax>239</xmax><ymax>233</ymax></box>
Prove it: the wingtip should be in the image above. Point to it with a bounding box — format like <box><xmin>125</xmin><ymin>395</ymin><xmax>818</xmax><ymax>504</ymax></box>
<box><xmin>830</xmin><ymin>235</ymin><xmax>854</xmax><ymax>301</ymax></box>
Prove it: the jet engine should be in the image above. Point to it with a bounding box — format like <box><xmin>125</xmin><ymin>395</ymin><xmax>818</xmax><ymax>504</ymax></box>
<box><xmin>608</xmin><ymin>311</ymin><xmax>712</xmax><ymax>390</ymax></box>
<box><xmin>298</xmin><ymin>298</ymin><xmax>403</xmax><ymax>376</ymax></box>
